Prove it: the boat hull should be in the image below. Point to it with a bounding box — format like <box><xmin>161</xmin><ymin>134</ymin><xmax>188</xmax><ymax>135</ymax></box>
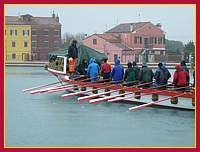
<box><xmin>47</xmin><ymin>66</ymin><xmax>195</xmax><ymax>111</ymax></box>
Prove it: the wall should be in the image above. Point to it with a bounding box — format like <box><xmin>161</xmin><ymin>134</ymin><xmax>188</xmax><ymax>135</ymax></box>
<box><xmin>5</xmin><ymin>25</ymin><xmax>31</xmax><ymax>61</ymax></box>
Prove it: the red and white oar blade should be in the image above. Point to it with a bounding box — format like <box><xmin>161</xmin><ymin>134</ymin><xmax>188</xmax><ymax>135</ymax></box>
<box><xmin>129</xmin><ymin>93</ymin><xmax>186</xmax><ymax>111</ymax></box>
<box><xmin>22</xmin><ymin>81</ymin><xmax>66</xmax><ymax>92</ymax></box>
<box><xmin>89</xmin><ymin>92</ymin><xmax>130</xmax><ymax>104</ymax></box>
<box><xmin>77</xmin><ymin>90</ymin><xmax>115</xmax><ymax>102</ymax></box>
<box><xmin>62</xmin><ymin>88</ymin><xmax>96</xmax><ymax>98</ymax></box>
<box><xmin>30</xmin><ymin>87</ymin><xmax>55</xmax><ymax>94</ymax></box>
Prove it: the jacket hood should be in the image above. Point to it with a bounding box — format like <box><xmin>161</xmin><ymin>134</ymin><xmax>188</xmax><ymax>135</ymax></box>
<box><xmin>127</xmin><ymin>62</ymin><xmax>132</xmax><ymax>68</ymax></box>
<box><xmin>89</xmin><ymin>58</ymin><xmax>95</xmax><ymax>64</ymax></box>
<box><xmin>115</xmin><ymin>60</ymin><xmax>120</xmax><ymax>66</ymax></box>
<box><xmin>162</xmin><ymin>62</ymin><xmax>166</xmax><ymax>68</ymax></box>
<box><xmin>175</xmin><ymin>64</ymin><xmax>181</xmax><ymax>70</ymax></box>
<box><xmin>180</xmin><ymin>60</ymin><xmax>186</xmax><ymax>66</ymax></box>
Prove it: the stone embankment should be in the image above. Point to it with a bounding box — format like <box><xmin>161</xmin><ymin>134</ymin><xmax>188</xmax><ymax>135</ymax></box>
<box><xmin>5</xmin><ymin>61</ymin><xmax>192</xmax><ymax>69</ymax></box>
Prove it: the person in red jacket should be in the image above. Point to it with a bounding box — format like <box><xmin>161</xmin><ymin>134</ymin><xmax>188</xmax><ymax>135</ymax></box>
<box><xmin>100</xmin><ymin>58</ymin><xmax>111</xmax><ymax>81</ymax></box>
<box><xmin>173</xmin><ymin>64</ymin><xmax>189</xmax><ymax>87</ymax></box>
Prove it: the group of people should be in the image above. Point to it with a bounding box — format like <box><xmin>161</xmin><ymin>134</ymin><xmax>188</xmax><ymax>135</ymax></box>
<box><xmin>76</xmin><ymin>58</ymin><xmax>191</xmax><ymax>89</ymax></box>
<box><xmin>67</xmin><ymin>39</ymin><xmax>191</xmax><ymax>88</ymax></box>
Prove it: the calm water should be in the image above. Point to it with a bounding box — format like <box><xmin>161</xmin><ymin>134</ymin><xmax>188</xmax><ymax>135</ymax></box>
<box><xmin>5</xmin><ymin>66</ymin><xmax>195</xmax><ymax>147</ymax></box>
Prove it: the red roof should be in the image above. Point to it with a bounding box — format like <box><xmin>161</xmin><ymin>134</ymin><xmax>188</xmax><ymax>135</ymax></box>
<box><xmin>96</xmin><ymin>34</ymin><xmax>121</xmax><ymax>43</ymax></box>
<box><xmin>6</xmin><ymin>15</ymin><xmax>61</xmax><ymax>26</ymax></box>
<box><xmin>106</xmin><ymin>22</ymin><xmax>164</xmax><ymax>33</ymax></box>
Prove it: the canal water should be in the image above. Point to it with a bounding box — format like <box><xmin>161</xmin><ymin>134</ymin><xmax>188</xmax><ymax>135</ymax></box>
<box><xmin>5</xmin><ymin>66</ymin><xmax>195</xmax><ymax>147</ymax></box>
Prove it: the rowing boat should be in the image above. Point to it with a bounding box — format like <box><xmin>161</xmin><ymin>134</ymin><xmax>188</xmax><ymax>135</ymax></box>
<box><xmin>23</xmin><ymin>68</ymin><xmax>195</xmax><ymax>111</ymax></box>
<box><xmin>23</xmin><ymin>48</ymin><xmax>195</xmax><ymax>111</ymax></box>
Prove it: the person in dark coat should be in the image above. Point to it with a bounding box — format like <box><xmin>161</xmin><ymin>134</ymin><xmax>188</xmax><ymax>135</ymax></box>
<box><xmin>68</xmin><ymin>39</ymin><xmax>78</xmax><ymax>72</ymax></box>
<box><xmin>132</xmin><ymin>61</ymin><xmax>140</xmax><ymax>81</ymax></box>
<box><xmin>68</xmin><ymin>39</ymin><xmax>78</xmax><ymax>59</ymax></box>
<box><xmin>124</xmin><ymin>62</ymin><xmax>137</xmax><ymax>86</ymax></box>
<box><xmin>180</xmin><ymin>60</ymin><xmax>189</xmax><ymax>74</ymax></box>
<box><xmin>173</xmin><ymin>64</ymin><xmax>189</xmax><ymax>87</ymax></box>
<box><xmin>154</xmin><ymin>63</ymin><xmax>165</xmax><ymax>86</ymax></box>
<box><xmin>110</xmin><ymin>60</ymin><xmax>124</xmax><ymax>83</ymax></box>
<box><xmin>139</xmin><ymin>63</ymin><xmax>154</xmax><ymax>88</ymax></box>
<box><xmin>76</xmin><ymin>59</ymin><xmax>88</xmax><ymax>75</ymax></box>
<box><xmin>162</xmin><ymin>62</ymin><xmax>171</xmax><ymax>84</ymax></box>
<box><xmin>87</xmin><ymin>58</ymin><xmax>100</xmax><ymax>82</ymax></box>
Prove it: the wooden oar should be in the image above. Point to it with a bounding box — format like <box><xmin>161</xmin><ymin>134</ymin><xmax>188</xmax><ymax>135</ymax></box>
<box><xmin>89</xmin><ymin>81</ymin><xmax>155</xmax><ymax>104</ymax></box>
<box><xmin>129</xmin><ymin>92</ymin><xmax>186</xmax><ymax>111</ymax></box>
<box><xmin>22</xmin><ymin>80</ymin><xmax>70</xmax><ymax>92</ymax></box>
<box><xmin>48</xmin><ymin>78</ymin><xmax>113</xmax><ymax>93</ymax></box>
<box><xmin>169</xmin><ymin>85</ymin><xmax>194</xmax><ymax>91</ymax></box>
<box><xmin>29</xmin><ymin>76</ymin><xmax>95</xmax><ymax>94</ymax></box>
<box><xmin>24</xmin><ymin>75</ymin><xmax>93</xmax><ymax>93</ymax></box>
<box><xmin>107</xmin><ymin>83</ymin><xmax>173</xmax><ymax>102</ymax></box>
<box><xmin>77</xmin><ymin>80</ymin><xmax>139</xmax><ymax>102</ymax></box>
<box><xmin>62</xmin><ymin>80</ymin><xmax>124</xmax><ymax>99</ymax></box>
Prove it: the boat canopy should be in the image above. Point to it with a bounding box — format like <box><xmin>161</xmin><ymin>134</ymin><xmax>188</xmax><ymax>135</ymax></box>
<box><xmin>47</xmin><ymin>44</ymin><xmax>108</xmax><ymax>68</ymax></box>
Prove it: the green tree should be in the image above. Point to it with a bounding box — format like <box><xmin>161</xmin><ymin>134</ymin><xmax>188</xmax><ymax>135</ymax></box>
<box><xmin>184</xmin><ymin>41</ymin><xmax>195</xmax><ymax>56</ymax></box>
<box><xmin>183</xmin><ymin>41</ymin><xmax>195</xmax><ymax>62</ymax></box>
<box><xmin>165</xmin><ymin>39</ymin><xmax>184</xmax><ymax>55</ymax></box>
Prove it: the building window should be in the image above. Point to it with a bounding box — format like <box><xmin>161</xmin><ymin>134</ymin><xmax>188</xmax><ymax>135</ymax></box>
<box><xmin>12</xmin><ymin>41</ymin><xmax>16</xmax><ymax>47</ymax></box>
<box><xmin>134</xmin><ymin>37</ymin><xmax>142</xmax><ymax>44</ymax></box>
<box><xmin>44</xmin><ymin>41</ymin><xmax>49</xmax><ymax>48</ymax></box>
<box><xmin>32</xmin><ymin>41</ymin><xmax>37</xmax><ymax>48</ymax></box>
<box><xmin>32</xmin><ymin>29</ymin><xmax>37</xmax><ymax>36</ymax></box>
<box><xmin>10</xmin><ymin>30</ymin><xmax>17</xmax><ymax>36</ymax></box>
<box><xmin>150</xmin><ymin>37</ymin><xmax>157</xmax><ymax>44</ymax></box>
<box><xmin>54</xmin><ymin>41</ymin><xmax>59</xmax><ymax>48</ymax></box>
<box><xmin>44</xmin><ymin>30</ymin><xmax>49</xmax><ymax>36</ymax></box>
<box><xmin>54</xmin><ymin>30</ymin><xmax>59</xmax><ymax>36</ymax></box>
<box><xmin>158</xmin><ymin>37</ymin><xmax>165</xmax><ymax>44</ymax></box>
<box><xmin>12</xmin><ymin>53</ymin><xmax>16</xmax><ymax>59</ymax></box>
<box><xmin>93</xmin><ymin>39</ymin><xmax>97</xmax><ymax>45</ymax></box>
<box><xmin>23</xmin><ymin>30</ymin><xmax>29</xmax><ymax>36</ymax></box>
<box><xmin>24</xmin><ymin>41</ymin><xmax>28</xmax><ymax>47</ymax></box>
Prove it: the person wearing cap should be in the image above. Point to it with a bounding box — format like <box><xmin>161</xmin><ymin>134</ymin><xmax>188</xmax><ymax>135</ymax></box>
<box><xmin>139</xmin><ymin>62</ymin><xmax>154</xmax><ymax>88</ymax></box>
<box><xmin>154</xmin><ymin>63</ymin><xmax>165</xmax><ymax>86</ymax></box>
<box><xmin>68</xmin><ymin>39</ymin><xmax>78</xmax><ymax>73</ymax></box>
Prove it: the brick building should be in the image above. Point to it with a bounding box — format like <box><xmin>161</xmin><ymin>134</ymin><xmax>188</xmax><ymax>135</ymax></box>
<box><xmin>5</xmin><ymin>12</ymin><xmax>61</xmax><ymax>61</ymax></box>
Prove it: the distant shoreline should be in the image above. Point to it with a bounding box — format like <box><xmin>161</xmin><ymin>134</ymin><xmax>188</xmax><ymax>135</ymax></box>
<box><xmin>5</xmin><ymin>61</ymin><xmax>192</xmax><ymax>69</ymax></box>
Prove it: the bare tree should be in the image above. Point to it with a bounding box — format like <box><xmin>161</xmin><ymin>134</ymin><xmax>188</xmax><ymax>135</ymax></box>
<box><xmin>61</xmin><ymin>32</ymin><xmax>85</xmax><ymax>48</ymax></box>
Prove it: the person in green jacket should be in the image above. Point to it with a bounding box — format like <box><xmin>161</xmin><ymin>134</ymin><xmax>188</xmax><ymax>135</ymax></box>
<box><xmin>139</xmin><ymin>62</ymin><xmax>154</xmax><ymax>88</ymax></box>
<box><xmin>124</xmin><ymin>62</ymin><xmax>137</xmax><ymax>86</ymax></box>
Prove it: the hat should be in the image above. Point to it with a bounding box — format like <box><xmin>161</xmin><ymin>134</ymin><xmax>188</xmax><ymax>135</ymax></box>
<box><xmin>132</xmin><ymin>61</ymin><xmax>137</xmax><ymax>66</ymax></box>
<box><xmin>142</xmin><ymin>62</ymin><xmax>147</xmax><ymax>67</ymax></box>
<box><xmin>158</xmin><ymin>63</ymin><xmax>163</xmax><ymax>67</ymax></box>
<box><xmin>70</xmin><ymin>39</ymin><xmax>77</xmax><ymax>44</ymax></box>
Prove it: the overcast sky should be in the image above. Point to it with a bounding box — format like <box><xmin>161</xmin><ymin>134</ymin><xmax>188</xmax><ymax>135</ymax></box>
<box><xmin>5</xmin><ymin>4</ymin><xmax>195</xmax><ymax>44</ymax></box>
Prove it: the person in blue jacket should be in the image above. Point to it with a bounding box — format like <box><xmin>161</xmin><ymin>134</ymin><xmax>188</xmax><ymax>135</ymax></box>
<box><xmin>110</xmin><ymin>59</ymin><xmax>124</xmax><ymax>83</ymax></box>
<box><xmin>87</xmin><ymin>58</ymin><xmax>100</xmax><ymax>82</ymax></box>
